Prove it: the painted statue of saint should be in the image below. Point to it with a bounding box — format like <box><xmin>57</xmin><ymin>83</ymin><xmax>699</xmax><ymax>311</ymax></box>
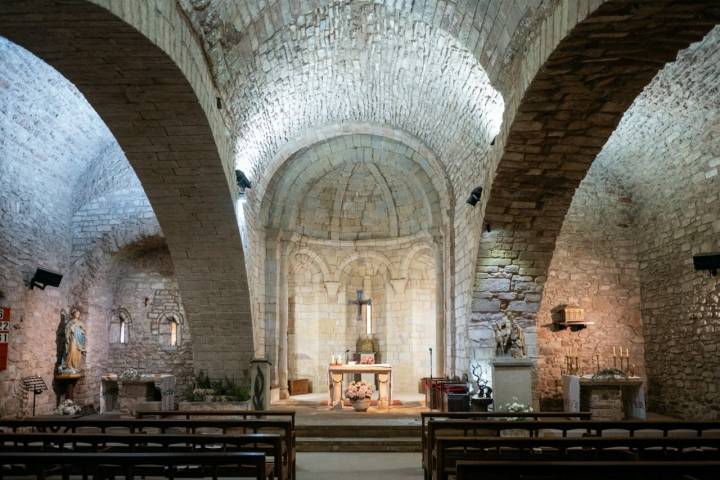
<box><xmin>58</xmin><ymin>308</ymin><xmax>86</xmax><ymax>374</ymax></box>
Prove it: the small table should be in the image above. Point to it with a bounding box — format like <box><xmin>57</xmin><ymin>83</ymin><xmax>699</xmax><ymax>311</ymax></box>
<box><xmin>328</xmin><ymin>364</ymin><xmax>392</xmax><ymax>409</ymax></box>
<box><xmin>563</xmin><ymin>374</ymin><xmax>646</xmax><ymax>420</ymax></box>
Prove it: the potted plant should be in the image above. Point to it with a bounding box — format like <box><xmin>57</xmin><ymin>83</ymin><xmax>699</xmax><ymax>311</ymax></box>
<box><xmin>344</xmin><ymin>381</ymin><xmax>374</xmax><ymax>412</ymax></box>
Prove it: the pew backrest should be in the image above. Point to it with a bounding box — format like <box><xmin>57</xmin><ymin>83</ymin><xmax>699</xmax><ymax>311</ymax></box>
<box><xmin>420</xmin><ymin>411</ymin><xmax>591</xmax><ymax>475</ymax></box>
<box><xmin>455</xmin><ymin>460</ymin><xmax>720</xmax><ymax>480</ymax></box>
<box><xmin>0</xmin><ymin>451</ymin><xmax>268</xmax><ymax>480</ymax></box>
<box><xmin>434</xmin><ymin>435</ymin><xmax>720</xmax><ymax>480</ymax></box>
<box><xmin>0</xmin><ymin>432</ymin><xmax>284</xmax><ymax>480</ymax></box>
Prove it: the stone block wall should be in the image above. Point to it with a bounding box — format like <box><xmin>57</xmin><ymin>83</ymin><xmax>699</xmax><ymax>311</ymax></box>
<box><xmin>535</xmin><ymin>166</ymin><xmax>644</xmax><ymax>409</ymax></box>
<box><xmin>286</xmin><ymin>239</ymin><xmax>437</xmax><ymax>393</ymax></box>
<box><xmin>591</xmin><ymin>27</ymin><xmax>720</xmax><ymax>419</ymax></box>
<box><xmin>102</xmin><ymin>245</ymin><xmax>193</xmax><ymax>406</ymax></box>
<box><xmin>0</xmin><ymin>34</ymin><xmax>184</xmax><ymax>416</ymax></box>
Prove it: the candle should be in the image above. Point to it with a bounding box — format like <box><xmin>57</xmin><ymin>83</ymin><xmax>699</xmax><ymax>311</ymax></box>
<box><xmin>625</xmin><ymin>348</ymin><xmax>629</xmax><ymax>358</ymax></box>
<box><xmin>613</xmin><ymin>346</ymin><xmax>616</xmax><ymax>356</ymax></box>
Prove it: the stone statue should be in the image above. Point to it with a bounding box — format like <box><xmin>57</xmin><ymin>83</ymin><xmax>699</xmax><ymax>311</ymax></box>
<box><xmin>494</xmin><ymin>316</ymin><xmax>527</xmax><ymax>358</ymax></box>
<box><xmin>58</xmin><ymin>308</ymin><xmax>86</xmax><ymax>375</ymax></box>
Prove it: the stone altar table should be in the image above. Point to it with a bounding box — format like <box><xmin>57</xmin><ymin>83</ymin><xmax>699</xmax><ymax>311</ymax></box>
<box><xmin>563</xmin><ymin>374</ymin><xmax>646</xmax><ymax>420</ymax></box>
<box><xmin>100</xmin><ymin>373</ymin><xmax>175</xmax><ymax>415</ymax></box>
<box><xmin>329</xmin><ymin>364</ymin><xmax>392</xmax><ymax>409</ymax></box>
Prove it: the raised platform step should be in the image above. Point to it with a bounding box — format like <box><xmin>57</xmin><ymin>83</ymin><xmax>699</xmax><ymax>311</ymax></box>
<box><xmin>296</xmin><ymin>436</ymin><xmax>421</xmax><ymax>452</ymax></box>
<box><xmin>296</xmin><ymin>424</ymin><xmax>421</xmax><ymax>438</ymax></box>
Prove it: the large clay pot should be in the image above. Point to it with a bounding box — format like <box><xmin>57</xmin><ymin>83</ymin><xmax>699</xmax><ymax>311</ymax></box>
<box><xmin>351</xmin><ymin>398</ymin><xmax>370</xmax><ymax>412</ymax></box>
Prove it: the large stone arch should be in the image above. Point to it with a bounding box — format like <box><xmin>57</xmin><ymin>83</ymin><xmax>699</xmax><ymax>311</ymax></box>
<box><xmin>0</xmin><ymin>0</ymin><xmax>253</xmax><ymax>378</ymax></box>
<box><xmin>473</xmin><ymin>1</ymin><xmax>720</xmax><ymax>340</ymax></box>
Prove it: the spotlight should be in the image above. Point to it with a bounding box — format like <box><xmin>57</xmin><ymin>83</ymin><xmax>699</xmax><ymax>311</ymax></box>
<box><xmin>235</xmin><ymin>169</ymin><xmax>252</xmax><ymax>192</ymax></box>
<box><xmin>466</xmin><ymin>186</ymin><xmax>483</xmax><ymax>207</ymax></box>
<box><xmin>29</xmin><ymin>268</ymin><xmax>63</xmax><ymax>290</ymax></box>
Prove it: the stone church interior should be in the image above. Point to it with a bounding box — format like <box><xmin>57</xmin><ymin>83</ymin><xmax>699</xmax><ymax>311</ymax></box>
<box><xmin>1</xmin><ymin>0</ymin><xmax>719</xmax><ymax>479</ymax></box>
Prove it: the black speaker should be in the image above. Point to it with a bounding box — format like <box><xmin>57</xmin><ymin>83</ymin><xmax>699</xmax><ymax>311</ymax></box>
<box><xmin>30</xmin><ymin>268</ymin><xmax>63</xmax><ymax>290</ymax></box>
<box><xmin>693</xmin><ymin>253</ymin><xmax>720</xmax><ymax>275</ymax></box>
<box><xmin>466</xmin><ymin>186</ymin><xmax>483</xmax><ymax>207</ymax></box>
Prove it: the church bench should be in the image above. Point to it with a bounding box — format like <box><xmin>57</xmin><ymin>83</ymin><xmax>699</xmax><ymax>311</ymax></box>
<box><xmin>0</xmin><ymin>451</ymin><xmax>269</xmax><ymax>480</ymax></box>
<box><xmin>454</xmin><ymin>460</ymin><xmax>720</xmax><ymax>480</ymax></box>
<box><xmin>421</xmin><ymin>411</ymin><xmax>591</xmax><ymax>478</ymax></box>
<box><xmin>424</xmin><ymin>419</ymin><xmax>720</xmax><ymax>480</ymax></box>
<box><xmin>135</xmin><ymin>410</ymin><xmax>295</xmax><ymax>429</ymax></box>
<box><xmin>433</xmin><ymin>436</ymin><xmax>720</xmax><ymax>480</ymax></box>
<box><xmin>0</xmin><ymin>432</ymin><xmax>286</xmax><ymax>480</ymax></box>
<box><xmin>0</xmin><ymin>418</ymin><xmax>296</xmax><ymax>480</ymax></box>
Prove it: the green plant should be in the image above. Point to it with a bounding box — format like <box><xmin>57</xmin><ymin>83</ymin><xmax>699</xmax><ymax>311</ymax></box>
<box><xmin>182</xmin><ymin>371</ymin><xmax>250</xmax><ymax>402</ymax></box>
<box><xmin>195</xmin><ymin>370</ymin><xmax>212</xmax><ymax>389</ymax></box>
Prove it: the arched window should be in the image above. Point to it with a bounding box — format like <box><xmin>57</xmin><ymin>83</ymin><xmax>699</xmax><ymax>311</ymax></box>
<box><xmin>154</xmin><ymin>311</ymin><xmax>184</xmax><ymax>349</ymax></box>
<box><xmin>169</xmin><ymin>317</ymin><xmax>178</xmax><ymax>346</ymax></box>
<box><xmin>119</xmin><ymin>318</ymin><xmax>127</xmax><ymax>344</ymax></box>
<box><xmin>109</xmin><ymin>308</ymin><xmax>131</xmax><ymax>345</ymax></box>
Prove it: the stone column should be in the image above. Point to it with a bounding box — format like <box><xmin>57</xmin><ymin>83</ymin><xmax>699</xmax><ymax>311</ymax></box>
<box><xmin>277</xmin><ymin>241</ymin><xmax>290</xmax><ymax>399</ymax></box>
<box><xmin>434</xmin><ymin>239</ymin><xmax>446</xmax><ymax>376</ymax></box>
<box><xmin>250</xmin><ymin>358</ymin><xmax>272</xmax><ymax>410</ymax></box>
<box><xmin>377</xmin><ymin>371</ymin><xmax>391</xmax><ymax>409</ymax></box>
<box><xmin>330</xmin><ymin>371</ymin><xmax>343</xmax><ymax>409</ymax></box>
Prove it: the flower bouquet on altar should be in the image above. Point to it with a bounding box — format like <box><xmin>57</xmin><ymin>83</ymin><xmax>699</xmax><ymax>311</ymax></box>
<box><xmin>344</xmin><ymin>381</ymin><xmax>374</xmax><ymax>412</ymax></box>
<box><xmin>499</xmin><ymin>396</ymin><xmax>533</xmax><ymax>418</ymax></box>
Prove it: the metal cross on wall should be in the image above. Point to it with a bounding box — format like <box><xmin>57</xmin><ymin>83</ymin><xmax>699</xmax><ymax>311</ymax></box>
<box><xmin>349</xmin><ymin>290</ymin><xmax>373</xmax><ymax>335</ymax></box>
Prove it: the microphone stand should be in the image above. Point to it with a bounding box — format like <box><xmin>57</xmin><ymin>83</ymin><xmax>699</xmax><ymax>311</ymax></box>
<box><xmin>429</xmin><ymin>347</ymin><xmax>433</xmax><ymax>379</ymax></box>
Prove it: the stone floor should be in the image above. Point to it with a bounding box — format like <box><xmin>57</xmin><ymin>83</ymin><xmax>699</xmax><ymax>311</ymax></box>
<box><xmin>273</xmin><ymin>392</ymin><xmax>427</xmax><ymax>424</ymax></box>
<box><xmin>296</xmin><ymin>452</ymin><xmax>423</xmax><ymax>480</ymax></box>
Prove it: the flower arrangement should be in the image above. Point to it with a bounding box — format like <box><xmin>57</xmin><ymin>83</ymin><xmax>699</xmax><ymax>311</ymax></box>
<box><xmin>499</xmin><ymin>397</ymin><xmax>533</xmax><ymax>414</ymax></box>
<box><xmin>344</xmin><ymin>381</ymin><xmax>374</xmax><ymax>401</ymax></box>
<box><xmin>498</xmin><ymin>396</ymin><xmax>532</xmax><ymax>421</ymax></box>
<box><xmin>119</xmin><ymin>368</ymin><xmax>141</xmax><ymax>382</ymax></box>
<box><xmin>55</xmin><ymin>399</ymin><xmax>82</xmax><ymax>415</ymax></box>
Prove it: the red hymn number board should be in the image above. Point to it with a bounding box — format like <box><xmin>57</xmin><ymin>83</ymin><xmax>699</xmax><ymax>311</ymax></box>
<box><xmin>0</xmin><ymin>307</ymin><xmax>10</xmax><ymax>371</ymax></box>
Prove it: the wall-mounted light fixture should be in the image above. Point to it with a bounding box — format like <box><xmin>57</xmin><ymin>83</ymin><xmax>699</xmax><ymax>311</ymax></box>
<box><xmin>236</xmin><ymin>169</ymin><xmax>252</xmax><ymax>195</ymax></box>
<box><xmin>466</xmin><ymin>186</ymin><xmax>483</xmax><ymax>207</ymax></box>
<box><xmin>29</xmin><ymin>268</ymin><xmax>63</xmax><ymax>290</ymax></box>
<box><xmin>693</xmin><ymin>253</ymin><xmax>720</xmax><ymax>276</ymax></box>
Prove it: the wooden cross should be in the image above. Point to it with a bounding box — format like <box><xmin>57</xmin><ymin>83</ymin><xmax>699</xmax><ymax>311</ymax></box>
<box><xmin>349</xmin><ymin>290</ymin><xmax>372</xmax><ymax>335</ymax></box>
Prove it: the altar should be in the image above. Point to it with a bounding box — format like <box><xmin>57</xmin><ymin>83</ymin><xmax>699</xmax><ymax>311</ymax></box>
<box><xmin>328</xmin><ymin>364</ymin><xmax>392</xmax><ymax>409</ymax></box>
<box><xmin>563</xmin><ymin>374</ymin><xmax>646</xmax><ymax>420</ymax></box>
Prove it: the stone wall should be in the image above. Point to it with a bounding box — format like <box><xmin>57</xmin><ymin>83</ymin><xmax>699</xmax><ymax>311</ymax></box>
<box><xmin>535</xmin><ymin>166</ymin><xmax>644</xmax><ymax>409</ymax></box>
<box><xmin>0</xmin><ymin>35</ymin><xmax>184</xmax><ymax>416</ymax></box>
<box><xmin>103</xmin><ymin>242</ymin><xmax>193</xmax><ymax>406</ymax></box>
<box><xmin>594</xmin><ymin>27</ymin><xmax>720</xmax><ymax>419</ymax></box>
<box><xmin>286</xmin><ymin>239</ymin><xmax>437</xmax><ymax>393</ymax></box>
<box><xmin>0</xmin><ymin>36</ymin><xmax>108</xmax><ymax>416</ymax></box>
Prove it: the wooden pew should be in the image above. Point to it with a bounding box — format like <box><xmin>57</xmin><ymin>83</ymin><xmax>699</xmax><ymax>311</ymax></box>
<box><xmin>0</xmin><ymin>418</ymin><xmax>296</xmax><ymax>480</ymax></box>
<box><xmin>0</xmin><ymin>451</ymin><xmax>269</xmax><ymax>480</ymax></box>
<box><xmin>0</xmin><ymin>432</ymin><xmax>285</xmax><ymax>480</ymax></box>
<box><xmin>454</xmin><ymin>460</ymin><xmax>720</xmax><ymax>480</ymax></box>
<box><xmin>424</xmin><ymin>419</ymin><xmax>720</xmax><ymax>480</ymax></box>
<box><xmin>421</xmin><ymin>412</ymin><xmax>591</xmax><ymax>480</ymax></box>
<box><xmin>434</xmin><ymin>436</ymin><xmax>720</xmax><ymax>480</ymax></box>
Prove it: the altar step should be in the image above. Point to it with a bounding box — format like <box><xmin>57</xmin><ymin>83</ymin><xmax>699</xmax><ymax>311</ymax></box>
<box><xmin>296</xmin><ymin>424</ymin><xmax>421</xmax><ymax>452</ymax></box>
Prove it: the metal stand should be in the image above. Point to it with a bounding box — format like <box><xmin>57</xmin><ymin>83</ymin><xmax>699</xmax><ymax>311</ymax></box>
<box><xmin>21</xmin><ymin>376</ymin><xmax>48</xmax><ymax>416</ymax></box>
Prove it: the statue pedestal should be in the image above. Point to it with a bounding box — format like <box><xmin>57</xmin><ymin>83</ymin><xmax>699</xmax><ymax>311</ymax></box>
<box><xmin>54</xmin><ymin>373</ymin><xmax>83</xmax><ymax>402</ymax></box>
<box><xmin>492</xmin><ymin>358</ymin><xmax>534</xmax><ymax>410</ymax></box>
